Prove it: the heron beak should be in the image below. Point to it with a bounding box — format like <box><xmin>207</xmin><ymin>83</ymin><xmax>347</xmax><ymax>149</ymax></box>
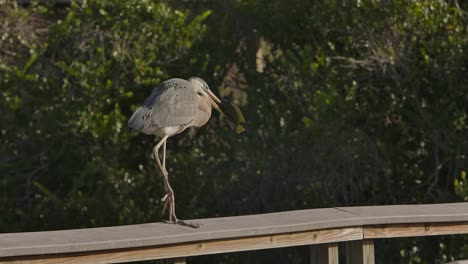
<box><xmin>206</xmin><ymin>89</ymin><xmax>223</xmax><ymax>114</ymax></box>
<box><xmin>206</xmin><ymin>89</ymin><xmax>222</xmax><ymax>104</ymax></box>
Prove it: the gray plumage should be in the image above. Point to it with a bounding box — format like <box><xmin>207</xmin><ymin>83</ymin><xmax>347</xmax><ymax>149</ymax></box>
<box><xmin>128</xmin><ymin>78</ymin><xmax>213</xmax><ymax>137</ymax></box>
<box><xmin>128</xmin><ymin>77</ymin><xmax>222</xmax><ymax>228</ymax></box>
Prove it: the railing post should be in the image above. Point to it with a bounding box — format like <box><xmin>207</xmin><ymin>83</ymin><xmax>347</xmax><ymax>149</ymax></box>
<box><xmin>362</xmin><ymin>240</ymin><xmax>375</xmax><ymax>264</ymax></box>
<box><xmin>310</xmin><ymin>243</ymin><xmax>339</xmax><ymax>264</ymax></box>
<box><xmin>174</xmin><ymin>257</ymin><xmax>186</xmax><ymax>264</ymax></box>
<box><xmin>346</xmin><ymin>240</ymin><xmax>374</xmax><ymax>264</ymax></box>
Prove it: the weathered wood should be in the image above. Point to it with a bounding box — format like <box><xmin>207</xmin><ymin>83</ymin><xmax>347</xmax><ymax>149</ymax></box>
<box><xmin>310</xmin><ymin>244</ymin><xmax>328</xmax><ymax>264</ymax></box>
<box><xmin>0</xmin><ymin>228</ymin><xmax>361</xmax><ymax>264</ymax></box>
<box><xmin>362</xmin><ymin>240</ymin><xmax>375</xmax><ymax>264</ymax></box>
<box><xmin>345</xmin><ymin>240</ymin><xmax>362</xmax><ymax>264</ymax></box>
<box><xmin>328</xmin><ymin>243</ymin><xmax>339</xmax><ymax>264</ymax></box>
<box><xmin>0</xmin><ymin>208</ymin><xmax>360</xmax><ymax>258</ymax></box>
<box><xmin>345</xmin><ymin>240</ymin><xmax>374</xmax><ymax>264</ymax></box>
<box><xmin>337</xmin><ymin>203</ymin><xmax>468</xmax><ymax>225</ymax></box>
<box><xmin>310</xmin><ymin>243</ymin><xmax>338</xmax><ymax>264</ymax></box>
<box><xmin>3</xmin><ymin>203</ymin><xmax>468</xmax><ymax>258</ymax></box>
<box><xmin>158</xmin><ymin>258</ymin><xmax>186</xmax><ymax>264</ymax></box>
<box><xmin>1</xmin><ymin>203</ymin><xmax>468</xmax><ymax>263</ymax></box>
<box><xmin>364</xmin><ymin>222</ymin><xmax>468</xmax><ymax>239</ymax></box>
<box><xmin>172</xmin><ymin>257</ymin><xmax>186</xmax><ymax>264</ymax></box>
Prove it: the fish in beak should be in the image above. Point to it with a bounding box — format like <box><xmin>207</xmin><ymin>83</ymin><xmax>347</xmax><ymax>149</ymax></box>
<box><xmin>206</xmin><ymin>90</ymin><xmax>245</xmax><ymax>134</ymax></box>
<box><xmin>219</xmin><ymin>99</ymin><xmax>245</xmax><ymax>134</ymax></box>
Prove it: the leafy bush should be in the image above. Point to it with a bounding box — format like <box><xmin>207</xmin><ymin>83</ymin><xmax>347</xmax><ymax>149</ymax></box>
<box><xmin>1</xmin><ymin>0</ymin><xmax>468</xmax><ymax>263</ymax></box>
<box><xmin>0</xmin><ymin>0</ymin><xmax>210</xmax><ymax>231</ymax></box>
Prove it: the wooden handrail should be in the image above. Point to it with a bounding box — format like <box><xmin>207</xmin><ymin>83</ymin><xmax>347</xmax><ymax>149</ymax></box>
<box><xmin>1</xmin><ymin>203</ymin><xmax>468</xmax><ymax>264</ymax></box>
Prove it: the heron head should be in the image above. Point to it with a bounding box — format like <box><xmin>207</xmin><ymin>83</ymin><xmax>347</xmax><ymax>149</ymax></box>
<box><xmin>188</xmin><ymin>77</ymin><xmax>245</xmax><ymax>134</ymax></box>
<box><xmin>188</xmin><ymin>77</ymin><xmax>223</xmax><ymax>113</ymax></box>
<box><xmin>188</xmin><ymin>77</ymin><xmax>209</xmax><ymax>91</ymax></box>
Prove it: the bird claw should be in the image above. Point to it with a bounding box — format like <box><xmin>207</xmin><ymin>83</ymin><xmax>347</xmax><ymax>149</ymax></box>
<box><xmin>176</xmin><ymin>220</ymin><xmax>201</xmax><ymax>229</ymax></box>
<box><xmin>163</xmin><ymin>219</ymin><xmax>201</xmax><ymax>229</ymax></box>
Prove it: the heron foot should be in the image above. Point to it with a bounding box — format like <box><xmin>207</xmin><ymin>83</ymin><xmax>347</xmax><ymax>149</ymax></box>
<box><xmin>176</xmin><ymin>220</ymin><xmax>201</xmax><ymax>229</ymax></box>
<box><xmin>163</xmin><ymin>219</ymin><xmax>201</xmax><ymax>229</ymax></box>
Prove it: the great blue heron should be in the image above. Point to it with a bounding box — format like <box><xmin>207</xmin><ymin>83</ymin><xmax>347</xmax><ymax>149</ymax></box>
<box><xmin>128</xmin><ymin>77</ymin><xmax>244</xmax><ymax>227</ymax></box>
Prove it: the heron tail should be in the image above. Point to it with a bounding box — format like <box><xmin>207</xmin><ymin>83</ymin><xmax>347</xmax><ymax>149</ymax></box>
<box><xmin>128</xmin><ymin>107</ymin><xmax>151</xmax><ymax>131</ymax></box>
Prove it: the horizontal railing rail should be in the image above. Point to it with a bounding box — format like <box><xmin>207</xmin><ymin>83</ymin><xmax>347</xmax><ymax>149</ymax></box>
<box><xmin>1</xmin><ymin>203</ymin><xmax>468</xmax><ymax>264</ymax></box>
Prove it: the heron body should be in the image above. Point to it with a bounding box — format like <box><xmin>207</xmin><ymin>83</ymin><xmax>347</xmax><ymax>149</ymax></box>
<box><xmin>129</xmin><ymin>78</ymin><xmax>215</xmax><ymax>137</ymax></box>
<box><xmin>129</xmin><ymin>77</ymin><xmax>242</xmax><ymax>228</ymax></box>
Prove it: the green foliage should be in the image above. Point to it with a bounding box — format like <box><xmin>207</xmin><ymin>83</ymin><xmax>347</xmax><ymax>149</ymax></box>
<box><xmin>1</xmin><ymin>0</ymin><xmax>468</xmax><ymax>263</ymax></box>
<box><xmin>455</xmin><ymin>170</ymin><xmax>468</xmax><ymax>200</ymax></box>
<box><xmin>239</xmin><ymin>1</ymin><xmax>468</xmax><ymax>262</ymax></box>
<box><xmin>0</xmin><ymin>0</ymin><xmax>210</xmax><ymax>231</ymax></box>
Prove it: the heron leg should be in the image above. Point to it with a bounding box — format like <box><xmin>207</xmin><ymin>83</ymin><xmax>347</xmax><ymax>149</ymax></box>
<box><xmin>152</xmin><ymin>136</ymin><xmax>172</xmax><ymax>221</ymax></box>
<box><xmin>153</xmin><ymin>136</ymin><xmax>169</xmax><ymax>176</ymax></box>
<box><xmin>155</xmin><ymin>124</ymin><xmax>201</xmax><ymax>228</ymax></box>
<box><xmin>162</xmin><ymin>140</ymin><xmax>166</xmax><ymax>169</ymax></box>
<box><xmin>155</xmin><ymin>137</ymin><xmax>178</xmax><ymax>224</ymax></box>
<box><xmin>162</xmin><ymin>135</ymin><xmax>200</xmax><ymax>228</ymax></box>
<box><xmin>162</xmin><ymin>171</ymin><xmax>175</xmax><ymax>223</ymax></box>
<box><xmin>162</xmin><ymin>140</ymin><xmax>178</xmax><ymax>224</ymax></box>
<box><xmin>159</xmin><ymin>140</ymin><xmax>170</xmax><ymax>216</ymax></box>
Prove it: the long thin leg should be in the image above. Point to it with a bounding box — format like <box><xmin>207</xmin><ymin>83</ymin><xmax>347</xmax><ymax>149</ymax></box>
<box><xmin>153</xmin><ymin>135</ymin><xmax>168</xmax><ymax>177</ymax></box>
<box><xmin>161</xmin><ymin>140</ymin><xmax>177</xmax><ymax>223</ymax></box>
<box><xmin>153</xmin><ymin>136</ymin><xmax>178</xmax><ymax>224</ymax></box>
<box><xmin>162</xmin><ymin>166</ymin><xmax>175</xmax><ymax>223</ymax></box>
<box><xmin>161</xmin><ymin>139</ymin><xmax>200</xmax><ymax>228</ymax></box>
<box><xmin>160</xmin><ymin>140</ymin><xmax>169</xmax><ymax>217</ymax></box>
<box><xmin>163</xmin><ymin>140</ymin><xmax>166</xmax><ymax>169</ymax></box>
<box><xmin>154</xmin><ymin>125</ymin><xmax>200</xmax><ymax>228</ymax></box>
<box><xmin>159</xmin><ymin>137</ymin><xmax>176</xmax><ymax>223</ymax></box>
<box><xmin>153</xmin><ymin>136</ymin><xmax>171</xmax><ymax>220</ymax></box>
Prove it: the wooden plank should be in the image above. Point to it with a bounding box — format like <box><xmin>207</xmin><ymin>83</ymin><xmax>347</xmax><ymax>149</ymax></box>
<box><xmin>364</xmin><ymin>222</ymin><xmax>468</xmax><ymax>239</ymax></box>
<box><xmin>310</xmin><ymin>244</ymin><xmax>328</xmax><ymax>264</ymax></box>
<box><xmin>327</xmin><ymin>243</ymin><xmax>339</xmax><ymax>264</ymax></box>
<box><xmin>0</xmin><ymin>228</ymin><xmax>362</xmax><ymax>264</ymax></box>
<box><xmin>2</xmin><ymin>202</ymin><xmax>468</xmax><ymax>263</ymax></box>
<box><xmin>362</xmin><ymin>240</ymin><xmax>375</xmax><ymax>264</ymax></box>
<box><xmin>345</xmin><ymin>240</ymin><xmax>374</xmax><ymax>264</ymax></box>
<box><xmin>172</xmin><ymin>257</ymin><xmax>186</xmax><ymax>264</ymax></box>
<box><xmin>310</xmin><ymin>243</ymin><xmax>338</xmax><ymax>264</ymax></box>
<box><xmin>337</xmin><ymin>203</ymin><xmax>468</xmax><ymax>226</ymax></box>
<box><xmin>3</xmin><ymin>203</ymin><xmax>468</xmax><ymax>258</ymax></box>
<box><xmin>345</xmin><ymin>240</ymin><xmax>362</xmax><ymax>264</ymax></box>
<box><xmin>0</xmin><ymin>208</ymin><xmax>360</xmax><ymax>258</ymax></box>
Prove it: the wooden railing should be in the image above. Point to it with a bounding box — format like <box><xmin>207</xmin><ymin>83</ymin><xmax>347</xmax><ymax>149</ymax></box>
<box><xmin>1</xmin><ymin>203</ymin><xmax>468</xmax><ymax>264</ymax></box>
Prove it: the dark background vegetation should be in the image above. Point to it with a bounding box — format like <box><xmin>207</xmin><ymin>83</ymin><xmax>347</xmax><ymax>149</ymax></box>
<box><xmin>1</xmin><ymin>0</ymin><xmax>468</xmax><ymax>263</ymax></box>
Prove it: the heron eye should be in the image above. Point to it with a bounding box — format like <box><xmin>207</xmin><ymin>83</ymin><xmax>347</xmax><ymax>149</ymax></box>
<box><xmin>197</xmin><ymin>92</ymin><xmax>203</xmax><ymax>96</ymax></box>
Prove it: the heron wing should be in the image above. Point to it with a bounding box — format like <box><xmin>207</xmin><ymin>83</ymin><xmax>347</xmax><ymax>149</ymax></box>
<box><xmin>128</xmin><ymin>78</ymin><xmax>197</xmax><ymax>131</ymax></box>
